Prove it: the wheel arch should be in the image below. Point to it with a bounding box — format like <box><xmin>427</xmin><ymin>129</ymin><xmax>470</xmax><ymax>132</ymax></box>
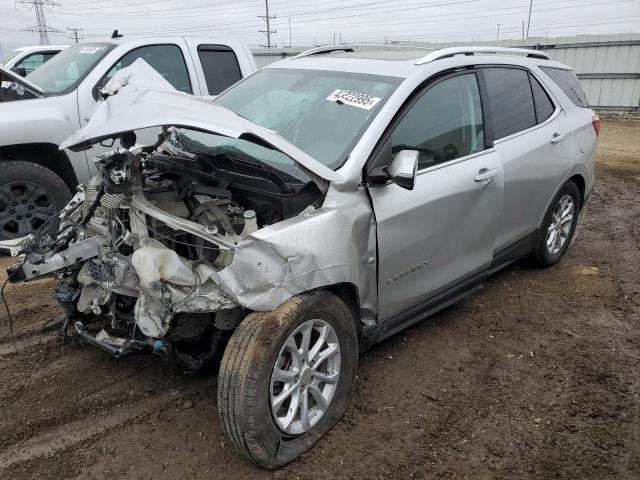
<box><xmin>568</xmin><ymin>173</ymin><xmax>586</xmax><ymax>209</ymax></box>
<box><xmin>324</xmin><ymin>282</ymin><xmax>362</xmax><ymax>334</ymax></box>
<box><xmin>0</xmin><ymin>143</ymin><xmax>78</xmax><ymax>192</ymax></box>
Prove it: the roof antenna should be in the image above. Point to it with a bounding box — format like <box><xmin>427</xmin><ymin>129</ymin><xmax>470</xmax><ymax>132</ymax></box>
<box><xmin>111</xmin><ymin>29</ymin><xmax>123</xmax><ymax>39</ymax></box>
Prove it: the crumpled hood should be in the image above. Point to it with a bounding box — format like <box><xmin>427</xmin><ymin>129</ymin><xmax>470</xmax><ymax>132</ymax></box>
<box><xmin>60</xmin><ymin>59</ymin><xmax>341</xmax><ymax>182</ymax></box>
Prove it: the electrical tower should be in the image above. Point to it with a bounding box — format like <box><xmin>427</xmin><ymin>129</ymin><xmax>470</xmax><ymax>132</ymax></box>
<box><xmin>67</xmin><ymin>27</ymin><xmax>83</xmax><ymax>43</ymax></box>
<box><xmin>258</xmin><ymin>0</ymin><xmax>276</xmax><ymax>49</ymax></box>
<box><xmin>16</xmin><ymin>0</ymin><xmax>62</xmax><ymax>45</ymax></box>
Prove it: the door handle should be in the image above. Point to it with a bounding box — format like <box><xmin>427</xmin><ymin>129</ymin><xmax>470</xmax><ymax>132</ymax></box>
<box><xmin>474</xmin><ymin>168</ymin><xmax>498</xmax><ymax>183</ymax></box>
<box><xmin>551</xmin><ymin>132</ymin><xmax>568</xmax><ymax>143</ymax></box>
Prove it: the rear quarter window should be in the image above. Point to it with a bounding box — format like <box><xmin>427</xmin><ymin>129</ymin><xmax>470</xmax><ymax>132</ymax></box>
<box><xmin>528</xmin><ymin>73</ymin><xmax>555</xmax><ymax>123</ymax></box>
<box><xmin>540</xmin><ymin>66</ymin><xmax>589</xmax><ymax>108</ymax></box>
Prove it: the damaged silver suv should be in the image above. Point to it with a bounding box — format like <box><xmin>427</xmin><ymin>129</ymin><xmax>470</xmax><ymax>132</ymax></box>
<box><xmin>6</xmin><ymin>45</ymin><xmax>598</xmax><ymax>468</ymax></box>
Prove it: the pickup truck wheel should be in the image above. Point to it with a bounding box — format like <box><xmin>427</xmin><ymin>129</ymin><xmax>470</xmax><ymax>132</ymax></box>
<box><xmin>0</xmin><ymin>161</ymin><xmax>72</xmax><ymax>240</ymax></box>
<box><xmin>532</xmin><ymin>180</ymin><xmax>581</xmax><ymax>267</ymax></box>
<box><xmin>217</xmin><ymin>291</ymin><xmax>358</xmax><ymax>468</ymax></box>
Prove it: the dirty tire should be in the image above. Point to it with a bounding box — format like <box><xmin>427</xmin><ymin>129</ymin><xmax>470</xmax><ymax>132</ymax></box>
<box><xmin>217</xmin><ymin>291</ymin><xmax>358</xmax><ymax>469</ymax></box>
<box><xmin>532</xmin><ymin>180</ymin><xmax>581</xmax><ymax>267</ymax></box>
<box><xmin>0</xmin><ymin>161</ymin><xmax>72</xmax><ymax>240</ymax></box>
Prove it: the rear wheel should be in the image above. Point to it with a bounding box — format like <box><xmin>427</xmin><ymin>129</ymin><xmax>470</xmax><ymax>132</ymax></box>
<box><xmin>217</xmin><ymin>291</ymin><xmax>358</xmax><ymax>468</ymax></box>
<box><xmin>0</xmin><ymin>161</ymin><xmax>72</xmax><ymax>240</ymax></box>
<box><xmin>532</xmin><ymin>180</ymin><xmax>581</xmax><ymax>267</ymax></box>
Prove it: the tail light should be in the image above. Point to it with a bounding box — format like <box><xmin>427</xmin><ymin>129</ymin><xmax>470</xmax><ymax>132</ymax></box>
<box><xmin>592</xmin><ymin>114</ymin><xmax>601</xmax><ymax>137</ymax></box>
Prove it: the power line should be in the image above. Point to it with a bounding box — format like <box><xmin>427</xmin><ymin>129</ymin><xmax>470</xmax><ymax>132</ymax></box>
<box><xmin>526</xmin><ymin>0</ymin><xmax>533</xmax><ymax>38</ymax></box>
<box><xmin>66</xmin><ymin>26</ymin><xmax>83</xmax><ymax>43</ymax></box>
<box><xmin>258</xmin><ymin>0</ymin><xmax>276</xmax><ymax>48</ymax></box>
<box><xmin>15</xmin><ymin>0</ymin><xmax>62</xmax><ymax>45</ymax></box>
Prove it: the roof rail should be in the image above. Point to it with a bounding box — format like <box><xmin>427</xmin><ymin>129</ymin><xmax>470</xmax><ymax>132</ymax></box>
<box><xmin>291</xmin><ymin>43</ymin><xmax>434</xmax><ymax>60</ymax></box>
<box><xmin>415</xmin><ymin>46</ymin><xmax>549</xmax><ymax>65</ymax></box>
<box><xmin>291</xmin><ymin>45</ymin><xmax>355</xmax><ymax>59</ymax></box>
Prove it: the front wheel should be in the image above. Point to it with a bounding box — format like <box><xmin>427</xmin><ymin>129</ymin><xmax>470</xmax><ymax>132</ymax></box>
<box><xmin>532</xmin><ymin>180</ymin><xmax>581</xmax><ymax>267</ymax></box>
<box><xmin>217</xmin><ymin>291</ymin><xmax>358</xmax><ymax>468</ymax></box>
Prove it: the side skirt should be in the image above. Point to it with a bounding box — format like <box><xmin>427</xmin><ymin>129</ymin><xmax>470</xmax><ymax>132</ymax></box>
<box><xmin>360</xmin><ymin>231</ymin><xmax>537</xmax><ymax>348</ymax></box>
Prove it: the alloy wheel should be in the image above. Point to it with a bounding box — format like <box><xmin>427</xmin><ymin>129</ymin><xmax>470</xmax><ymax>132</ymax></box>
<box><xmin>270</xmin><ymin>319</ymin><xmax>341</xmax><ymax>435</ymax></box>
<box><xmin>546</xmin><ymin>194</ymin><xmax>574</xmax><ymax>255</ymax></box>
<box><xmin>0</xmin><ymin>181</ymin><xmax>56</xmax><ymax>240</ymax></box>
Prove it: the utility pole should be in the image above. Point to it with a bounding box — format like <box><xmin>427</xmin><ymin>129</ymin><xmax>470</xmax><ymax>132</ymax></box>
<box><xmin>521</xmin><ymin>20</ymin><xmax>525</xmax><ymax>46</ymax></box>
<box><xmin>16</xmin><ymin>0</ymin><xmax>62</xmax><ymax>45</ymax></box>
<box><xmin>496</xmin><ymin>24</ymin><xmax>501</xmax><ymax>41</ymax></box>
<box><xmin>66</xmin><ymin>27</ymin><xmax>83</xmax><ymax>43</ymax></box>
<box><xmin>339</xmin><ymin>33</ymin><xmax>342</xmax><ymax>44</ymax></box>
<box><xmin>258</xmin><ymin>0</ymin><xmax>276</xmax><ymax>49</ymax></box>
<box><xmin>526</xmin><ymin>0</ymin><xmax>533</xmax><ymax>38</ymax></box>
<box><xmin>288</xmin><ymin>17</ymin><xmax>292</xmax><ymax>48</ymax></box>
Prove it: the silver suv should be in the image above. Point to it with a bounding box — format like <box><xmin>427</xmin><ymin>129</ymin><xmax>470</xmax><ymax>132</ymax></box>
<box><xmin>7</xmin><ymin>45</ymin><xmax>598</xmax><ymax>468</ymax></box>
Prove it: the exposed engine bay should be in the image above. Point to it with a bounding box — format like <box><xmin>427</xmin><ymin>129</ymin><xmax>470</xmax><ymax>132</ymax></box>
<box><xmin>7</xmin><ymin>128</ymin><xmax>322</xmax><ymax>369</ymax></box>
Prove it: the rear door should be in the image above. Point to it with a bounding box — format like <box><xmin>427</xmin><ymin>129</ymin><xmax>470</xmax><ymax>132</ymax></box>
<box><xmin>368</xmin><ymin>71</ymin><xmax>503</xmax><ymax>319</ymax></box>
<box><xmin>479</xmin><ymin>66</ymin><xmax>573</xmax><ymax>252</ymax></box>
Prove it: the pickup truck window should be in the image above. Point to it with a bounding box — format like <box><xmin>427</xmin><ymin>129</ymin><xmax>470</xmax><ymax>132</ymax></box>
<box><xmin>105</xmin><ymin>44</ymin><xmax>192</xmax><ymax>94</ymax></box>
<box><xmin>26</xmin><ymin>42</ymin><xmax>114</xmax><ymax>95</ymax></box>
<box><xmin>14</xmin><ymin>52</ymin><xmax>58</xmax><ymax>75</ymax></box>
<box><xmin>197</xmin><ymin>45</ymin><xmax>243</xmax><ymax>95</ymax></box>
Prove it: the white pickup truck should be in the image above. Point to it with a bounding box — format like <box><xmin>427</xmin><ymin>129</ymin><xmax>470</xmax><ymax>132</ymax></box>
<box><xmin>0</xmin><ymin>36</ymin><xmax>257</xmax><ymax>240</ymax></box>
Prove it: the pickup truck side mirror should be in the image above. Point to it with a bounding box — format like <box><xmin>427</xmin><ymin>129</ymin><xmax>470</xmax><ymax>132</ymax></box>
<box><xmin>368</xmin><ymin>149</ymin><xmax>419</xmax><ymax>190</ymax></box>
<box><xmin>10</xmin><ymin>66</ymin><xmax>27</xmax><ymax>77</ymax></box>
<box><xmin>92</xmin><ymin>75</ymin><xmax>111</xmax><ymax>100</ymax></box>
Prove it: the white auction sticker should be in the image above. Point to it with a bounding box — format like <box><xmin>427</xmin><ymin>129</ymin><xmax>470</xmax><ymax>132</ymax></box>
<box><xmin>79</xmin><ymin>46</ymin><xmax>103</xmax><ymax>54</ymax></box>
<box><xmin>326</xmin><ymin>89</ymin><xmax>381</xmax><ymax>110</ymax></box>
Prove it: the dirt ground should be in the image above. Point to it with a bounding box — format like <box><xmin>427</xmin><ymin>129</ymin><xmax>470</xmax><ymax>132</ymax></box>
<box><xmin>0</xmin><ymin>118</ymin><xmax>639</xmax><ymax>480</ymax></box>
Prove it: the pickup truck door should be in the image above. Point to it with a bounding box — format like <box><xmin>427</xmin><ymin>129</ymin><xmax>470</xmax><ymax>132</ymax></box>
<box><xmin>76</xmin><ymin>39</ymin><xmax>203</xmax><ymax>130</ymax></box>
<box><xmin>76</xmin><ymin>39</ymin><xmax>203</xmax><ymax>173</ymax></box>
<box><xmin>183</xmin><ymin>38</ymin><xmax>255</xmax><ymax>101</ymax></box>
<box><xmin>367</xmin><ymin>71</ymin><xmax>503</xmax><ymax>320</ymax></box>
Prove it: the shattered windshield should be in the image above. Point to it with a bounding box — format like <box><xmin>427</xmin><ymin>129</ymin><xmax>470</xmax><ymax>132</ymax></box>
<box><xmin>215</xmin><ymin>68</ymin><xmax>402</xmax><ymax>169</ymax></box>
<box><xmin>26</xmin><ymin>42</ymin><xmax>114</xmax><ymax>94</ymax></box>
<box><xmin>164</xmin><ymin>128</ymin><xmax>312</xmax><ymax>183</ymax></box>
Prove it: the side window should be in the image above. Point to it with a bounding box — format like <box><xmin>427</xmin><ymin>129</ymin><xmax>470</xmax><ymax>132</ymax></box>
<box><xmin>482</xmin><ymin>67</ymin><xmax>536</xmax><ymax>140</ymax></box>
<box><xmin>528</xmin><ymin>73</ymin><xmax>555</xmax><ymax>123</ymax></box>
<box><xmin>540</xmin><ymin>66</ymin><xmax>589</xmax><ymax>108</ymax></box>
<box><xmin>104</xmin><ymin>45</ymin><xmax>192</xmax><ymax>94</ymax></box>
<box><xmin>15</xmin><ymin>53</ymin><xmax>51</xmax><ymax>75</ymax></box>
<box><xmin>197</xmin><ymin>45</ymin><xmax>243</xmax><ymax>95</ymax></box>
<box><xmin>390</xmin><ymin>73</ymin><xmax>484</xmax><ymax>170</ymax></box>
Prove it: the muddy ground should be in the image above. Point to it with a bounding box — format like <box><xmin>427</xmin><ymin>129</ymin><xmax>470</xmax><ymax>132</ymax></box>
<box><xmin>0</xmin><ymin>118</ymin><xmax>639</xmax><ymax>480</ymax></box>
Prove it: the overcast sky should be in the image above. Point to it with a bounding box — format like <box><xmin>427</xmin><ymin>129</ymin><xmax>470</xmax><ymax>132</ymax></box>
<box><xmin>1</xmin><ymin>0</ymin><xmax>639</xmax><ymax>54</ymax></box>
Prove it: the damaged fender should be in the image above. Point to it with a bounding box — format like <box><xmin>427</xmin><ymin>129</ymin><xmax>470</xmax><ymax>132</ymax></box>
<box><xmin>211</xmin><ymin>188</ymin><xmax>378</xmax><ymax>318</ymax></box>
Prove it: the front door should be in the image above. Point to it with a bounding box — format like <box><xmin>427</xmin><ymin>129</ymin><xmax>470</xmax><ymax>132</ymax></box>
<box><xmin>367</xmin><ymin>72</ymin><xmax>503</xmax><ymax>319</ymax></box>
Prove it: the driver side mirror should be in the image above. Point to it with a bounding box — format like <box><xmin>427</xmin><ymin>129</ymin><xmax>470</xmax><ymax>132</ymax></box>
<box><xmin>10</xmin><ymin>66</ymin><xmax>27</xmax><ymax>77</ymax></box>
<box><xmin>368</xmin><ymin>150</ymin><xmax>419</xmax><ymax>190</ymax></box>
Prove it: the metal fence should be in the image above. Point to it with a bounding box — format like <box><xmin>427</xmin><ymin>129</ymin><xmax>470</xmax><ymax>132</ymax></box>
<box><xmin>252</xmin><ymin>33</ymin><xmax>640</xmax><ymax>113</ymax></box>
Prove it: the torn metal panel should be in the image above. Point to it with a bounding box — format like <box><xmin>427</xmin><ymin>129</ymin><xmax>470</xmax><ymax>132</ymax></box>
<box><xmin>212</xmin><ymin>188</ymin><xmax>378</xmax><ymax>315</ymax></box>
<box><xmin>12</xmin><ymin>237</ymin><xmax>103</xmax><ymax>281</ymax></box>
